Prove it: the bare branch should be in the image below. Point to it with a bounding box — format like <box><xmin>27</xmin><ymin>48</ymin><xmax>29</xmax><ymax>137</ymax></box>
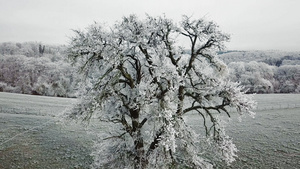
<box><xmin>195</xmin><ymin>109</ymin><xmax>209</xmax><ymax>137</ymax></box>
<box><xmin>103</xmin><ymin>132</ymin><xmax>127</xmax><ymax>140</ymax></box>
<box><xmin>117</xmin><ymin>63</ymin><xmax>135</xmax><ymax>88</ymax></box>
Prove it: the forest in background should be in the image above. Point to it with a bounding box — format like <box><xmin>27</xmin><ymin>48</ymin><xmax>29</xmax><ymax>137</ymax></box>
<box><xmin>0</xmin><ymin>42</ymin><xmax>79</xmax><ymax>97</ymax></box>
<box><xmin>222</xmin><ymin>51</ymin><xmax>300</xmax><ymax>93</ymax></box>
<box><xmin>0</xmin><ymin>42</ymin><xmax>299</xmax><ymax>97</ymax></box>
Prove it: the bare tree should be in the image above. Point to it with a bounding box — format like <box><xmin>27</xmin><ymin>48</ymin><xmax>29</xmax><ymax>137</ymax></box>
<box><xmin>39</xmin><ymin>44</ymin><xmax>45</xmax><ymax>56</ymax></box>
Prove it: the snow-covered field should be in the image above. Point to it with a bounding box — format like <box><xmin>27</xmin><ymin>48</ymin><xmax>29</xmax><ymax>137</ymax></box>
<box><xmin>0</xmin><ymin>92</ymin><xmax>300</xmax><ymax>168</ymax></box>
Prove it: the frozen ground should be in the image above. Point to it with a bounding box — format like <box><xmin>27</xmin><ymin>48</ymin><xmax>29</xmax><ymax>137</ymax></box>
<box><xmin>0</xmin><ymin>93</ymin><xmax>94</xmax><ymax>168</ymax></box>
<box><xmin>226</xmin><ymin>94</ymin><xmax>300</xmax><ymax>168</ymax></box>
<box><xmin>0</xmin><ymin>92</ymin><xmax>300</xmax><ymax>168</ymax></box>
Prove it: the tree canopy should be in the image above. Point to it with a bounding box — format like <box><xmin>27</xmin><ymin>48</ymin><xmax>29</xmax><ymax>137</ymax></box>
<box><xmin>65</xmin><ymin>14</ymin><xmax>256</xmax><ymax>168</ymax></box>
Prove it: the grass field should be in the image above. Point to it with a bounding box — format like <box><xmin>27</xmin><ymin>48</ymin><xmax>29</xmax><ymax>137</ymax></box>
<box><xmin>0</xmin><ymin>92</ymin><xmax>300</xmax><ymax>168</ymax></box>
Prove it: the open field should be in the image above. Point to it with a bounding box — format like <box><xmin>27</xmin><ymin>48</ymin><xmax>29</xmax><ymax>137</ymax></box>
<box><xmin>0</xmin><ymin>93</ymin><xmax>94</xmax><ymax>168</ymax></box>
<box><xmin>0</xmin><ymin>92</ymin><xmax>300</xmax><ymax>168</ymax></box>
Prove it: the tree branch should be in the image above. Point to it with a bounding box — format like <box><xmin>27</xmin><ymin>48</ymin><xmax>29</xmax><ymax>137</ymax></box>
<box><xmin>121</xmin><ymin>114</ymin><xmax>133</xmax><ymax>136</ymax></box>
<box><xmin>117</xmin><ymin>63</ymin><xmax>135</xmax><ymax>88</ymax></box>
<box><xmin>195</xmin><ymin>109</ymin><xmax>209</xmax><ymax>137</ymax></box>
<box><xmin>146</xmin><ymin>127</ymin><xmax>164</xmax><ymax>157</ymax></box>
<box><xmin>103</xmin><ymin>132</ymin><xmax>127</xmax><ymax>140</ymax></box>
<box><xmin>138</xmin><ymin>118</ymin><xmax>147</xmax><ymax>128</ymax></box>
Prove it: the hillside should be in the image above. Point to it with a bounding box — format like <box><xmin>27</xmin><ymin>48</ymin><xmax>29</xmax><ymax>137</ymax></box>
<box><xmin>219</xmin><ymin>50</ymin><xmax>300</xmax><ymax>66</ymax></box>
<box><xmin>0</xmin><ymin>42</ymin><xmax>300</xmax><ymax>96</ymax></box>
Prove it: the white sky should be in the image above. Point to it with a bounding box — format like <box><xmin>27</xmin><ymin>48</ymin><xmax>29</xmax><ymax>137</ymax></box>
<box><xmin>0</xmin><ymin>0</ymin><xmax>299</xmax><ymax>51</ymax></box>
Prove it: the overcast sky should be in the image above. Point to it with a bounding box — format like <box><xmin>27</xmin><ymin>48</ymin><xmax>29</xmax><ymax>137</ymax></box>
<box><xmin>0</xmin><ymin>0</ymin><xmax>299</xmax><ymax>51</ymax></box>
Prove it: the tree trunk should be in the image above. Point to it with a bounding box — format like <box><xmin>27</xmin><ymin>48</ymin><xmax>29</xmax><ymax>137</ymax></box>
<box><xmin>130</xmin><ymin>108</ymin><xmax>147</xmax><ymax>168</ymax></box>
<box><xmin>133</xmin><ymin>130</ymin><xmax>146</xmax><ymax>169</ymax></box>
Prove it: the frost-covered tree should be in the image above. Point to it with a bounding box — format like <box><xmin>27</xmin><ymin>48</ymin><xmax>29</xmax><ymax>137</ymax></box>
<box><xmin>0</xmin><ymin>50</ymin><xmax>78</xmax><ymax>97</ymax></box>
<box><xmin>65</xmin><ymin>15</ymin><xmax>256</xmax><ymax>168</ymax></box>
<box><xmin>228</xmin><ymin>61</ymin><xmax>275</xmax><ymax>93</ymax></box>
<box><xmin>274</xmin><ymin>65</ymin><xmax>300</xmax><ymax>93</ymax></box>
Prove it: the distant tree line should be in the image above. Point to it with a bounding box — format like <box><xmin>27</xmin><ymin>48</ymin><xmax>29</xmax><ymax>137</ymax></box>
<box><xmin>263</xmin><ymin>55</ymin><xmax>300</xmax><ymax>67</ymax></box>
<box><xmin>227</xmin><ymin>61</ymin><xmax>300</xmax><ymax>93</ymax></box>
<box><xmin>220</xmin><ymin>50</ymin><xmax>300</xmax><ymax>65</ymax></box>
<box><xmin>0</xmin><ymin>42</ymin><xmax>63</xmax><ymax>57</ymax></box>
<box><xmin>0</xmin><ymin>42</ymin><xmax>299</xmax><ymax>96</ymax></box>
<box><xmin>220</xmin><ymin>51</ymin><xmax>300</xmax><ymax>94</ymax></box>
<box><xmin>0</xmin><ymin>42</ymin><xmax>79</xmax><ymax>97</ymax></box>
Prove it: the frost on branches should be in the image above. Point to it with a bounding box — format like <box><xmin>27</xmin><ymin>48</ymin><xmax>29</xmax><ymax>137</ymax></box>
<box><xmin>65</xmin><ymin>15</ymin><xmax>256</xmax><ymax>169</ymax></box>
